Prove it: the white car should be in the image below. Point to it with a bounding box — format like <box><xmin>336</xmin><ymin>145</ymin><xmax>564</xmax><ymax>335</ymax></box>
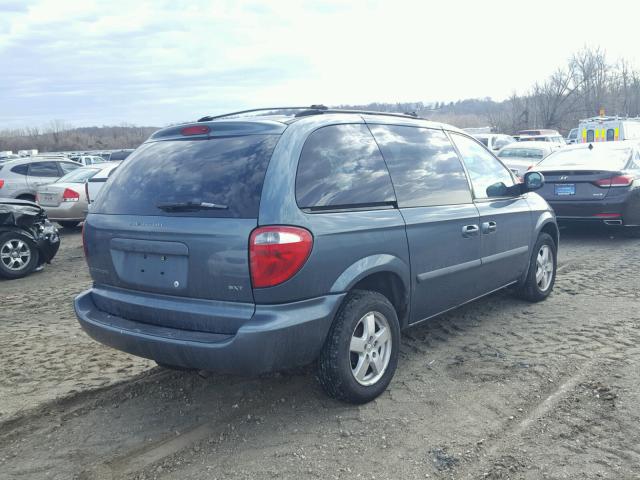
<box><xmin>472</xmin><ymin>133</ymin><xmax>517</xmax><ymax>153</ymax></box>
<box><xmin>75</xmin><ymin>155</ymin><xmax>109</xmax><ymax>166</ymax></box>
<box><xmin>85</xmin><ymin>162</ymin><xmax>120</xmax><ymax>205</ymax></box>
<box><xmin>496</xmin><ymin>141</ymin><xmax>557</xmax><ymax>176</ymax></box>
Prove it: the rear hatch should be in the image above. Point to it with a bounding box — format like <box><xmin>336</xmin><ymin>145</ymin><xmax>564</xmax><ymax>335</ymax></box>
<box><xmin>85</xmin><ymin>122</ymin><xmax>283</xmax><ymax>331</ymax></box>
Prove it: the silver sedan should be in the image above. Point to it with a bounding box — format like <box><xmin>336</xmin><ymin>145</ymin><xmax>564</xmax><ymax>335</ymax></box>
<box><xmin>35</xmin><ymin>166</ymin><xmax>101</xmax><ymax>228</ymax></box>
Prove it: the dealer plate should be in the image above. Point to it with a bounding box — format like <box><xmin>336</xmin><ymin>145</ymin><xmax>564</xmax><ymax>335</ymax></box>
<box><xmin>555</xmin><ymin>184</ymin><xmax>575</xmax><ymax>196</ymax></box>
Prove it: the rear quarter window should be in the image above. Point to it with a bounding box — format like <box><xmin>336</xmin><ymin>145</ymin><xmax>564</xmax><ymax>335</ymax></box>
<box><xmin>11</xmin><ymin>164</ymin><xmax>29</xmax><ymax>175</ymax></box>
<box><xmin>92</xmin><ymin>135</ymin><xmax>279</xmax><ymax>218</ymax></box>
<box><xmin>295</xmin><ymin>124</ymin><xmax>395</xmax><ymax>209</ymax></box>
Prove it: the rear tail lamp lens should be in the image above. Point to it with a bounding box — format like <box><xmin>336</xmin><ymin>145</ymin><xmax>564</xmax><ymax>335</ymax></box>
<box><xmin>0</xmin><ymin>179</ymin><xmax>4</xmax><ymax>189</ymax></box>
<box><xmin>249</xmin><ymin>226</ymin><xmax>313</xmax><ymax>288</ymax></box>
<box><xmin>62</xmin><ymin>188</ymin><xmax>80</xmax><ymax>202</ymax></box>
<box><xmin>181</xmin><ymin>125</ymin><xmax>210</xmax><ymax>136</ymax></box>
<box><xmin>593</xmin><ymin>175</ymin><xmax>633</xmax><ymax>188</ymax></box>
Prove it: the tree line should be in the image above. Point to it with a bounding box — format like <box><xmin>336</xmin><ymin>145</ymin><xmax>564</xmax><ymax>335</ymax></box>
<box><xmin>0</xmin><ymin>123</ymin><xmax>157</xmax><ymax>153</ymax></box>
<box><xmin>2</xmin><ymin>47</ymin><xmax>639</xmax><ymax>150</ymax></box>
<box><xmin>341</xmin><ymin>47</ymin><xmax>640</xmax><ymax>134</ymax></box>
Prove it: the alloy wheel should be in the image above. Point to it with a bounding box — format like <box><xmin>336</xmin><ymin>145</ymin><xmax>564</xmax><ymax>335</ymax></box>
<box><xmin>349</xmin><ymin>311</ymin><xmax>392</xmax><ymax>386</ymax></box>
<box><xmin>535</xmin><ymin>244</ymin><xmax>554</xmax><ymax>291</ymax></box>
<box><xmin>0</xmin><ymin>239</ymin><xmax>32</xmax><ymax>271</ymax></box>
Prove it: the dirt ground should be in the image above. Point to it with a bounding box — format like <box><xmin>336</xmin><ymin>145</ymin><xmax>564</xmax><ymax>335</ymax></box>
<box><xmin>1</xmin><ymin>225</ymin><xmax>639</xmax><ymax>480</ymax></box>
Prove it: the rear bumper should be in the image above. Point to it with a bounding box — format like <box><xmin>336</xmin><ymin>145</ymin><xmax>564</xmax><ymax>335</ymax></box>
<box><xmin>42</xmin><ymin>201</ymin><xmax>87</xmax><ymax>222</ymax></box>
<box><xmin>548</xmin><ymin>197</ymin><xmax>639</xmax><ymax>226</ymax></box>
<box><xmin>74</xmin><ymin>288</ymin><xmax>345</xmax><ymax>375</ymax></box>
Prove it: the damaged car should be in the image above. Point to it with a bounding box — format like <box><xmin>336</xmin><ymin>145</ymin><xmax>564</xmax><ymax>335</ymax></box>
<box><xmin>0</xmin><ymin>199</ymin><xmax>60</xmax><ymax>279</ymax></box>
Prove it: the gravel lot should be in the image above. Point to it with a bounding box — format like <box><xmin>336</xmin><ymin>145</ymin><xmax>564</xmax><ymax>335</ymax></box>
<box><xmin>1</xmin><ymin>225</ymin><xmax>639</xmax><ymax>479</ymax></box>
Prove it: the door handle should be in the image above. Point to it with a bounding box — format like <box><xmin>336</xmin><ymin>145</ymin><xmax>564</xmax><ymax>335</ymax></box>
<box><xmin>462</xmin><ymin>224</ymin><xmax>479</xmax><ymax>237</ymax></box>
<box><xmin>482</xmin><ymin>221</ymin><xmax>497</xmax><ymax>234</ymax></box>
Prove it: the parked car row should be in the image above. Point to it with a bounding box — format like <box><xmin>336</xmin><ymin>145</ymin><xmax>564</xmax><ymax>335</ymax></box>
<box><xmin>0</xmin><ymin>154</ymin><xmax>125</xmax><ymax>223</ymax></box>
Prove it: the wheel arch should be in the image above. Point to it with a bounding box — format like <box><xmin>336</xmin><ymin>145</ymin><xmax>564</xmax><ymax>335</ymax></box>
<box><xmin>330</xmin><ymin>254</ymin><xmax>411</xmax><ymax>327</ymax></box>
<box><xmin>519</xmin><ymin>215</ymin><xmax>559</xmax><ymax>286</ymax></box>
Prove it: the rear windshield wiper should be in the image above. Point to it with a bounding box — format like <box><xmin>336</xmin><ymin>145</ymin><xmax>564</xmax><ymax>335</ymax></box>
<box><xmin>156</xmin><ymin>201</ymin><xmax>228</xmax><ymax>212</ymax></box>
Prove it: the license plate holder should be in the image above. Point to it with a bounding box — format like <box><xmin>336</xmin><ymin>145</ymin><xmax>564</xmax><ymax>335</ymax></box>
<box><xmin>555</xmin><ymin>184</ymin><xmax>576</xmax><ymax>196</ymax></box>
<box><xmin>40</xmin><ymin>194</ymin><xmax>56</xmax><ymax>205</ymax></box>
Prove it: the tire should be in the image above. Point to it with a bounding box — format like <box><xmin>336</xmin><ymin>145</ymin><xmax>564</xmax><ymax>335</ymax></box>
<box><xmin>0</xmin><ymin>232</ymin><xmax>39</xmax><ymax>279</ymax></box>
<box><xmin>515</xmin><ymin>233</ymin><xmax>557</xmax><ymax>302</ymax></box>
<box><xmin>58</xmin><ymin>221</ymin><xmax>80</xmax><ymax>229</ymax></box>
<box><xmin>317</xmin><ymin>290</ymin><xmax>400</xmax><ymax>404</ymax></box>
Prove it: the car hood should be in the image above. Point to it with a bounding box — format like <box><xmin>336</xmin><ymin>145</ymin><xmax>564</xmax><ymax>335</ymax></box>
<box><xmin>0</xmin><ymin>199</ymin><xmax>48</xmax><ymax>229</ymax></box>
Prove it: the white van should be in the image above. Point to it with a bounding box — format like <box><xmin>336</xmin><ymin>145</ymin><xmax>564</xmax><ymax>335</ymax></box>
<box><xmin>578</xmin><ymin>116</ymin><xmax>640</xmax><ymax>143</ymax></box>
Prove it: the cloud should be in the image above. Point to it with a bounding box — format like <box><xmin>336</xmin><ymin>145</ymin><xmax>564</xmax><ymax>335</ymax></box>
<box><xmin>1</xmin><ymin>0</ymin><xmax>640</xmax><ymax>128</ymax></box>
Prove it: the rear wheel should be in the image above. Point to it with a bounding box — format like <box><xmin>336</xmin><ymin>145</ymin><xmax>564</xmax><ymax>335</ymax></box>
<box><xmin>0</xmin><ymin>232</ymin><xmax>39</xmax><ymax>279</ymax></box>
<box><xmin>58</xmin><ymin>221</ymin><xmax>80</xmax><ymax>229</ymax></box>
<box><xmin>515</xmin><ymin>233</ymin><xmax>556</xmax><ymax>302</ymax></box>
<box><xmin>317</xmin><ymin>290</ymin><xmax>400</xmax><ymax>404</ymax></box>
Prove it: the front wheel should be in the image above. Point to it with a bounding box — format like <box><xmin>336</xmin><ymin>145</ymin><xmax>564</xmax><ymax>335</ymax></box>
<box><xmin>316</xmin><ymin>290</ymin><xmax>400</xmax><ymax>404</ymax></box>
<box><xmin>515</xmin><ymin>232</ymin><xmax>557</xmax><ymax>302</ymax></box>
<box><xmin>0</xmin><ymin>232</ymin><xmax>39</xmax><ymax>279</ymax></box>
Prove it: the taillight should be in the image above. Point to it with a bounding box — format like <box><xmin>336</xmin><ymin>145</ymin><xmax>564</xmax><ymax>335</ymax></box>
<box><xmin>62</xmin><ymin>188</ymin><xmax>80</xmax><ymax>202</ymax></box>
<box><xmin>593</xmin><ymin>175</ymin><xmax>634</xmax><ymax>188</ymax></box>
<box><xmin>249</xmin><ymin>226</ymin><xmax>313</xmax><ymax>288</ymax></box>
<box><xmin>181</xmin><ymin>125</ymin><xmax>210</xmax><ymax>136</ymax></box>
<box><xmin>0</xmin><ymin>179</ymin><xmax>4</xmax><ymax>189</ymax></box>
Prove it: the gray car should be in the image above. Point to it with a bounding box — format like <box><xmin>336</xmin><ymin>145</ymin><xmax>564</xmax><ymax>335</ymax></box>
<box><xmin>75</xmin><ymin>107</ymin><xmax>559</xmax><ymax>403</ymax></box>
<box><xmin>0</xmin><ymin>157</ymin><xmax>81</xmax><ymax>201</ymax></box>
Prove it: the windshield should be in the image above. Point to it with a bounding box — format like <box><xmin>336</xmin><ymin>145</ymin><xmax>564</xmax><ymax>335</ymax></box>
<box><xmin>498</xmin><ymin>148</ymin><xmax>545</xmax><ymax>159</ymax></box>
<box><xmin>57</xmin><ymin>167</ymin><xmax>100</xmax><ymax>183</ymax></box>
<box><xmin>92</xmin><ymin>135</ymin><xmax>279</xmax><ymax>218</ymax></box>
<box><xmin>537</xmin><ymin>146</ymin><xmax>632</xmax><ymax>170</ymax></box>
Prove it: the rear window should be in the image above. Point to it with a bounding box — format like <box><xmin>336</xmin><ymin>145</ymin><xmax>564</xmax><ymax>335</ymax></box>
<box><xmin>57</xmin><ymin>167</ymin><xmax>100</xmax><ymax>183</ymax></box>
<box><xmin>92</xmin><ymin>135</ymin><xmax>279</xmax><ymax>218</ymax></box>
<box><xmin>538</xmin><ymin>146</ymin><xmax>632</xmax><ymax>171</ymax></box>
<box><xmin>498</xmin><ymin>148</ymin><xmax>545</xmax><ymax>159</ymax></box>
<box><xmin>475</xmin><ymin>137</ymin><xmax>489</xmax><ymax>146</ymax></box>
<box><xmin>295</xmin><ymin>124</ymin><xmax>395</xmax><ymax>209</ymax></box>
<box><xmin>11</xmin><ymin>164</ymin><xmax>28</xmax><ymax>175</ymax></box>
<box><xmin>109</xmin><ymin>151</ymin><xmax>132</xmax><ymax>161</ymax></box>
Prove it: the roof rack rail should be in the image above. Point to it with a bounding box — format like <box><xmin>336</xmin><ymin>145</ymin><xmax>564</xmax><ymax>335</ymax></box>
<box><xmin>197</xmin><ymin>106</ymin><xmax>327</xmax><ymax>122</ymax></box>
<box><xmin>198</xmin><ymin>105</ymin><xmax>424</xmax><ymax>122</ymax></box>
<box><xmin>294</xmin><ymin>108</ymin><xmax>424</xmax><ymax>120</ymax></box>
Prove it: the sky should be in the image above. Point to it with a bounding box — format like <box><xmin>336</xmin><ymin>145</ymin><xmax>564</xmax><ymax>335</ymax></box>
<box><xmin>2</xmin><ymin>0</ymin><xmax>640</xmax><ymax>128</ymax></box>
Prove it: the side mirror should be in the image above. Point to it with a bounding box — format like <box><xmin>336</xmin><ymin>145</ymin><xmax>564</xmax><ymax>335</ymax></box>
<box><xmin>523</xmin><ymin>171</ymin><xmax>544</xmax><ymax>191</ymax></box>
<box><xmin>486</xmin><ymin>182</ymin><xmax>509</xmax><ymax>197</ymax></box>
